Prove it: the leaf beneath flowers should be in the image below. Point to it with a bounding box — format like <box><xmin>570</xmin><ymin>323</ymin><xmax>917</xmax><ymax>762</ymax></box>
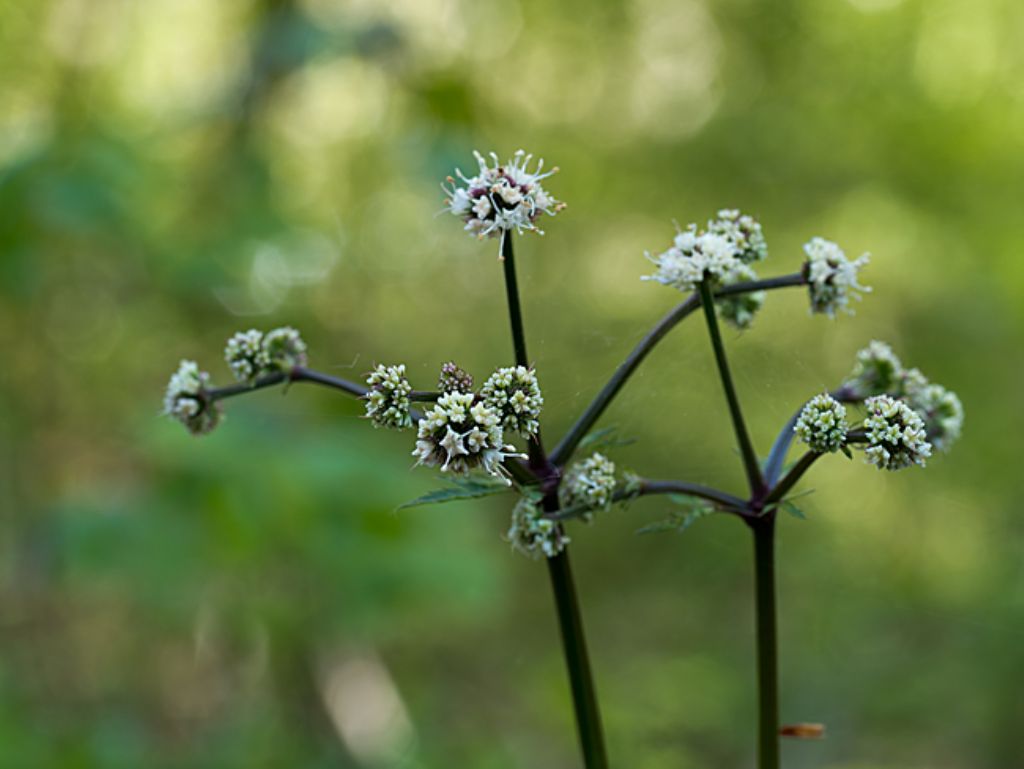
<box><xmin>578</xmin><ymin>425</ymin><xmax>636</xmax><ymax>452</ymax></box>
<box><xmin>636</xmin><ymin>502</ymin><xmax>713</xmax><ymax>535</ymax></box>
<box><xmin>398</xmin><ymin>477</ymin><xmax>511</xmax><ymax>510</ymax></box>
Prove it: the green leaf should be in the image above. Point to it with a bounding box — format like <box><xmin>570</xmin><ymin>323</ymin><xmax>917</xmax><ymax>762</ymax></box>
<box><xmin>781</xmin><ymin>501</ymin><xmax>807</xmax><ymax>519</ymax></box>
<box><xmin>578</xmin><ymin>425</ymin><xmax>636</xmax><ymax>452</ymax></box>
<box><xmin>636</xmin><ymin>507</ymin><xmax>712</xmax><ymax>536</ymax></box>
<box><xmin>398</xmin><ymin>477</ymin><xmax>510</xmax><ymax>510</ymax></box>
<box><xmin>840</xmin><ymin>444</ymin><xmax>854</xmax><ymax>459</ymax></box>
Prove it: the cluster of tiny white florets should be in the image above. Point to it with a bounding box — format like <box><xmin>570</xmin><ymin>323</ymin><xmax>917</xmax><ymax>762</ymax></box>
<box><xmin>560</xmin><ymin>453</ymin><xmax>617</xmax><ymax>516</ymax></box>
<box><xmin>507</xmin><ymin>497</ymin><xmax>569</xmax><ymax>559</ymax></box>
<box><xmin>794</xmin><ymin>394</ymin><xmax>849</xmax><ymax>454</ymax></box>
<box><xmin>707</xmin><ymin>209</ymin><xmax>768</xmax><ymax>264</ymax></box>
<box><xmin>841</xmin><ymin>341</ymin><xmax>963</xmax><ymax>453</ymax></box>
<box><xmin>803</xmin><ymin>237</ymin><xmax>871</xmax><ymax>318</ymax></box>
<box><xmin>259</xmin><ymin>326</ymin><xmax>308</xmax><ymax>371</ymax></box>
<box><xmin>717</xmin><ymin>262</ymin><xmax>766</xmax><ymax>330</ymax></box>
<box><xmin>438</xmin><ymin>361</ymin><xmax>474</xmax><ymax>394</ymax></box>
<box><xmin>163</xmin><ymin>360</ymin><xmax>221</xmax><ymax>436</ymax></box>
<box><xmin>412</xmin><ymin>391</ymin><xmax>524</xmax><ymax>484</ymax></box>
<box><xmin>364</xmin><ymin>364</ymin><xmax>413</xmax><ymax>430</ymax></box>
<box><xmin>442</xmin><ymin>150</ymin><xmax>564</xmax><ymax>252</ymax></box>
<box><xmin>862</xmin><ymin>395</ymin><xmax>932</xmax><ymax>471</ymax></box>
<box><xmin>643</xmin><ymin>226</ymin><xmax>744</xmax><ymax>292</ymax></box>
<box><xmin>479</xmin><ymin>366</ymin><xmax>544</xmax><ymax>438</ymax></box>
<box><xmin>899</xmin><ymin>369</ymin><xmax>964</xmax><ymax>453</ymax></box>
<box><xmin>224</xmin><ymin>329</ymin><xmax>264</xmax><ymax>382</ymax></box>
<box><xmin>843</xmin><ymin>340</ymin><xmax>903</xmax><ymax>398</ymax></box>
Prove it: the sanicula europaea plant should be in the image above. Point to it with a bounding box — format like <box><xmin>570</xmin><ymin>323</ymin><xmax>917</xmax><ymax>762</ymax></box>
<box><xmin>162</xmin><ymin>150</ymin><xmax>963</xmax><ymax>769</ymax></box>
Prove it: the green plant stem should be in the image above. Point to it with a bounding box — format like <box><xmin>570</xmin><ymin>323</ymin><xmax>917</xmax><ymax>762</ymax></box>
<box><xmin>698</xmin><ymin>281</ymin><xmax>766</xmax><ymax>497</ymax></box>
<box><xmin>548</xmin><ymin>478</ymin><xmax>751</xmax><ymax>522</ymax></box>
<box><xmin>501</xmin><ymin>233</ymin><xmax>530</xmax><ymax>369</ymax></box>
<box><xmin>551</xmin><ymin>273</ymin><xmax>805</xmax><ymax>468</ymax></box>
<box><xmin>751</xmin><ymin>516</ymin><xmax>780</xmax><ymax>769</ymax></box>
<box><xmin>765</xmin><ymin>451</ymin><xmax>821</xmax><ymax>506</ymax></box>
<box><xmin>546</xmin><ymin>541</ymin><xmax>609</xmax><ymax>769</ymax></box>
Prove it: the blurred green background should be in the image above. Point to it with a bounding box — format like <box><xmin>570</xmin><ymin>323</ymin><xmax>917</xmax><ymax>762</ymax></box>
<box><xmin>1</xmin><ymin>0</ymin><xmax>1022</xmax><ymax>767</ymax></box>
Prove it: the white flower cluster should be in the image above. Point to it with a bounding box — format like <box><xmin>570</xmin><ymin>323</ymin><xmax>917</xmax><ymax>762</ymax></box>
<box><xmin>260</xmin><ymin>326</ymin><xmax>308</xmax><ymax>371</ymax></box>
<box><xmin>507</xmin><ymin>497</ymin><xmax>569</xmax><ymax>559</ymax></box>
<box><xmin>412</xmin><ymin>391</ymin><xmax>524</xmax><ymax>484</ymax></box>
<box><xmin>842</xmin><ymin>341</ymin><xmax>963</xmax><ymax>453</ymax></box>
<box><xmin>224</xmin><ymin>327</ymin><xmax>308</xmax><ymax>383</ymax></box>
<box><xmin>560</xmin><ymin>452</ymin><xmax>617</xmax><ymax>517</ymax></box>
<box><xmin>224</xmin><ymin>329</ymin><xmax>264</xmax><ymax>382</ymax></box>
<box><xmin>794</xmin><ymin>394</ymin><xmax>849</xmax><ymax>454</ymax></box>
<box><xmin>862</xmin><ymin>395</ymin><xmax>932</xmax><ymax>471</ymax></box>
<box><xmin>900</xmin><ymin>369</ymin><xmax>964</xmax><ymax>453</ymax></box>
<box><xmin>643</xmin><ymin>210</ymin><xmax>769</xmax><ymax>329</ymax></box>
<box><xmin>163</xmin><ymin>360</ymin><xmax>221</xmax><ymax>436</ymax></box>
<box><xmin>442</xmin><ymin>150</ymin><xmax>564</xmax><ymax>250</ymax></box>
<box><xmin>438</xmin><ymin>361</ymin><xmax>474</xmax><ymax>394</ymax></box>
<box><xmin>707</xmin><ymin>209</ymin><xmax>768</xmax><ymax>264</ymax></box>
<box><xmin>803</xmin><ymin>237</ymin><xmax>870</xmax><ymax>318</ymax></box>
<box><xmin>843</xmin><ymin>340</ymin><xmax>903</xmax><ymax>398</ymax></box>
<box><xmin>365</xmin><ymin>364</ymin><xmax>413</xmax><ymax>430</ymax></box>
<box><xmin>479</xmin><ymin>366</ymin><xmax>544</xmax><ymax>438</ymax></box>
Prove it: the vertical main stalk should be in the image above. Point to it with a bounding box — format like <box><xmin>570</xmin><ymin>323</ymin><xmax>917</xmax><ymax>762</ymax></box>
<box><xmin>752</xmin><ymin>517</ymin><xmax>780</xmax><ymax>769</ymax></box>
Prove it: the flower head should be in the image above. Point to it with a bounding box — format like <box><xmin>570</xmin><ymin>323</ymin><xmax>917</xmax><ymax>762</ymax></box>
<box><xmin>803</xmin><ymin>237</ymin><xmax>870</xmax><ymax>318</ymax></box>
<box><xmin>479</xmin><ymin>365</ymin><xmax>543</xmax><ymax>437</ymax></box>
<box><xmin>794</xmin><ymin>394</ymin><xmax>849</xmax><ymax>454</ymax></box>
<box><xmin>861</xmin><ymin>395</ymin><xmax>932</xmax><ymax>471</ymax></box>
<box><xmin>442</xmin><ymin>149</ymin><xmax>564</xmax><ymax>252</ymax></box>
<box><xmin>716</xmin><ymin>262</ymin><xmax>766</xmax><ymax>329</ymax></box>
<box><xmin>642</xmin><ymin>225</ymin><xmax>744</xmax><ymax>292</ymax></box>
<box><xmin>507</xmin><ymin>497</ymin><xmax>569</xmax><ymax>559</ymax></box>
<box><xmin>224</xmin><ymin>329</ymin><xmax>264</xmax><ymax>383</ymax></box>
<box><xmin>163</xmin><ymin>360</ymin><xmax>221</xmax><ymax>436</ymax></box>
<box><xmin>707</xmin><ymin>209</ymin><xmax>768</xmax><ymax>264</ymax></box>
<box><xmin>560</xmin><ymin>452</ymin><xmax>617</xmax><ymax>517</ymax></box>
<box><xmin>900</xmin><ymin>369</ymin><xmax>964</xmax><ymax>453</ymax></box>
<box><xmin>258</xmin><ymin>326</ymin><xmax>307</xmax><ymax>371</ymax></box>
<box><xmin>844</xmin><ymin>340</ymin><xmax>903</xmax><ymax>398</ymax></box>
<box><xmin>365</xmin><ymin>364</ymin><xmax>413</xmax><ymax>430</ymax></box>
<box><xmin>412</xmin><ymin>392</ymin><xmax>524</xmax><ymax>484</ymax></box>
<box><xmin>438</xmin><ymin>361</ymin><xmax>474</xmax><ymax>394</ymax></box>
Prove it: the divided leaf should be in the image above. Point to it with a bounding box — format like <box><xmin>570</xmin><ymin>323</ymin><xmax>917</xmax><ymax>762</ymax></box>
<box><xmin>399</xmin><ymin>476</ymin><xmax>511</xmax><ymax>510</ymax></box>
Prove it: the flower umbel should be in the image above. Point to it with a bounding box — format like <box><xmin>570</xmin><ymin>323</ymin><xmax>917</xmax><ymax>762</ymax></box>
<box><xmin>560</xmin><ymin>453</ymin><xmax>617</xmax><ymax>517</ymax></box>
<box><xmin>803</xmin><ymin>237</ymin><xmax>870</xmax><ymax>318</ymax></box>
<box><xmin>365</xmin><ymin>364</ymin><xmax>414</xmax><ymax>430</ymax></box>
<box><xmin>258</xmin><ymin>326</ymin><xmax>307</xmax><ymax>371</ymax></box>
<box><xmin>844</xmin><ymin>340</ymin><xmax>903</xmax><ymax>398</ymax></box>
<box><xmin>643</xmin><ymin>226</ymin><xmax>743</xmax><ymax>293</ymax></box>
<box><xmin>442</xmin><ymin>149</ymin><xmax>564</xmax><ymax>252</ymax></box>
<box><xmin>163</xmin><ymin>360</ymin><xmax>221</xmax><ymax>436</ymax></box>
<box><xmin>900</xmin><ymin>369</ymin><xmax>964</xmax><ymax>452</ymax></box>
<box><xmin>507</xmin><ymin>497</ymin><xmax>569</xmax><ymax>559</ymax></box>
<box><xmin>716</xmin><ymin>262</ymin><xmax>766</xmax><ymax>329</ymax></box>
<box><xmin>438</xmin><ymin>361</ymin><xmax>474</xmax><ymax>394</ymax></box>
<box><xmin>795</xmin><ymin>394</ymin><xmax>849</xmax><ymax>454</ymax></box>
<box><xmin>412</xmin><ymin>391</ymin><xmax>524</xmax><ymax>483</ymax></box>
<box><xmin>479</xmin><ymin>365</ymin><xmax>544</xmax><ymax>438</ymax></box>
<box><xmin>707</xmin><ymin>209</ymin><xmax>768</xmax><ymax>264</ymax></box>
<box><xmin>861</xmin><ymin>395</ymin><xmax>932</xmax><ymax>471</ymax></box>
<box><xmin>224</xmin><ymin>329</ymin><xmax>264</xmax><ymax>383</ymax></box>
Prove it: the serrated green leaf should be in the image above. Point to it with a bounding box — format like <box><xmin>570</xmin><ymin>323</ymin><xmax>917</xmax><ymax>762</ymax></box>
<box><xmin>636</xmin><ymin>507</ymin><xmax>712</xmax><ymax>536</ymax></box>
<box><xmin>781</xmin><ymin>501</ymin><xmax>807</xmax><ymax>519</ymax></box>
<box><xmin>398</xmin><ymin>477</ymin><xmax>510</xmax><ymax>509</ymax></box>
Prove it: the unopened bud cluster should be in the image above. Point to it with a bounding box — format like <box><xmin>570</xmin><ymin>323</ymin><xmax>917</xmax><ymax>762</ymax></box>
<box><xmin>438</xmin><ymin>361</ymin><xmax>474</xmax><ymax>394</ymax></box>
<box><xmin>507</xmin><ymin>498</ymin><xmax>569</xmax><ymax>559</ymax></box>
<box><xmin>862</xmin><ymin>395</ymin><xmax>932</xmax><ymax>471</ymax></box>
<box><xmin>365</xmin><ymin>364</ymin><xmax>414</xmax><ymax>430</ymax></box>
<box><xmin>224</xmin><ymin>326</ymin><xmax>308</xmax><ymax>383</ymax></box>
<box><xmin>794</xmin><ymin>394</ymin><xmax>848</xmax><ymax>454</ymax></box>
<box><xmin>163</xmin><ymin>360</ymin><xmax>221</xmax><ymax>436</ymax></box>
<box><xmin>443</xmin><ymin>150</ymin><xmax>564</xmax><ymax>251</ymax></box>
<box><xmin>560</xmin><ymin>452</ymin><xmax>617</xmax><ymax>517</ymax></box>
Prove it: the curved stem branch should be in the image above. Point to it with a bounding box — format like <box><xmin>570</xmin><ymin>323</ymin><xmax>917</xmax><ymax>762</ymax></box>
<box><xmin>549</xmin><ymin>478</ymin><xmax>751</xmax><ymax>522</ymax></box>
<box><xmin>698</xmin><ymin>281</ymin><xmax>766</xmax><ymax>497</ymax></box>
<box><xmin>765</xmin><ymin>450</ymin><xmax>821</xmax><ymax>506</ymax></box>
<box><xmin>551</xmin><ymin>273</ymin><xmax>805</xmax><ymax>468</ymax></box>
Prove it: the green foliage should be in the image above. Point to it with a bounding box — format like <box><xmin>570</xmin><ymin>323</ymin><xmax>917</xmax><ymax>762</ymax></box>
<box><xmin>636</xmin><ymin>496</ymin><xmax>714</xmax><ymax>535</ymax></box>
<box><xmin>398</xmin><ymin>476</ymin><xmax>511</xmax><ymax>510</ymax></box>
